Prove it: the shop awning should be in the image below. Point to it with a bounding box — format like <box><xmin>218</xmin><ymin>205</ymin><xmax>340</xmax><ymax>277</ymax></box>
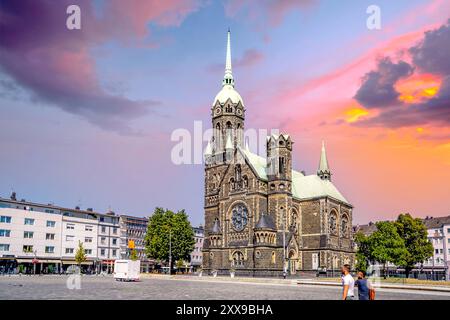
<box><xmin>16</xmin><ymin>259</ymin><xmax>32</xmax><ymax>263</ymax></box>
<box><xmin>61</xmin><ymin>260</ymin><xmax>95</xmax><ymax>265</ymax></box>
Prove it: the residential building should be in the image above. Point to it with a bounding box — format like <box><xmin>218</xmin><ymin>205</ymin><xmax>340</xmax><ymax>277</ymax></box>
<box><xmin>61</xmin><ymin>208</ymin><xmax>99</xmax><ymax>273</ymax></box>
<box><xmin>423</xmin><ymin>216</ymin><xmax>450</xmax><ymax>280</ymax></box>
<box><xmin>0</xmin><ymin>198</ymin><xmax>63</xmax><ymax>274</ymax></box>
<box><xmin>119</xmin><ymin>214</ymin><xmax>153</xmax><ymax>272</ymax></box>
<box><xmin>190</xmin><ymin>225</ymin><xmax>204</xmax><ymax>271</ymax></box>
<box><xmin>97</xmin><ymin>211</ymin><xmax>121</xmax><ymax>273</ymax></box>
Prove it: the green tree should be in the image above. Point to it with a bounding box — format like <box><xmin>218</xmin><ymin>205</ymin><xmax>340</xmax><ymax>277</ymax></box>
<box><xmin>144</xmin><ymin>208</ymin><xmax>195</xmax><ymax>273</ymax></box>
<box><xmin>74</xmin><ymin>241</ymin><xmax>87</xmax><ymax>273</ymax></box>
<box><xmin>129</xmin><ymin>249</ymin><xmax>138</xmax><ymax>261</ymax></box>
<box><xmin>394</xmin><ymin>213</ymin><xmax>433</xmax><ymax>278</ymax></box>
<box><xmin>368</xmin><ymin>221</ymin><xmax>408</xmax><ymax>278</ymax></box>
<box><xmin>354</xmin><ymin>231</ymin><xmax>371</xmax><ymax>272</ymax></box>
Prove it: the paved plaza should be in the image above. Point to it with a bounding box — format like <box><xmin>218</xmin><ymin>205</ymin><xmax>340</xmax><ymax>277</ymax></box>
<box><xmin>0</xmin><ymin>275</ymin><xmax>449</xmax><ymax>300</ymax></box>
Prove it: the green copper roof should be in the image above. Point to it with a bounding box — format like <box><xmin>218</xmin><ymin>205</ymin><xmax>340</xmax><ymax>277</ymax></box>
<box><xmin>238</xmin><ymin>146</ymin><xmax>349</xmax><ymax>205</ymax></box>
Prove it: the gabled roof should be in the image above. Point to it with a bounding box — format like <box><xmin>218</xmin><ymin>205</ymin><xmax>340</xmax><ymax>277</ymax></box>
<box><xmin>237</xmin><ymin>146</ymin><xmax>350</xmax><ymax>205</ymax></box>
<box><xmin>423</xmin><ymin>215</ymin><xmax>450</xmax><ymax>229</ymax></box>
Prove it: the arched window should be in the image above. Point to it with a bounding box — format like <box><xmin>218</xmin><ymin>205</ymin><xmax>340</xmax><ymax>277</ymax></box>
<box><xmin>290</xmin><ymin>210</ymin><xmax>298</xmax><ymax>230</ymax></box>
<box><xmin>329</xmin><ymin>211</ymin><xmax>337</xmax><ymax>235</ymax></box>
<box><xmin>341</xmin><ymin>215</ymin><xmax>349</xmax><ymax>238</ymax></box>
<box><xmin>232</xmin><ymin>251</ymin><xmax>244</xmax><ymax>267</ymax></box>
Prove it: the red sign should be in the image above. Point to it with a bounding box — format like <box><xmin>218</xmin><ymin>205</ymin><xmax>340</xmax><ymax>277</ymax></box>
<box><xmin>32</xmin><ymin>258</ymin><xmax>39</xmax><ymax>264</ymax></box>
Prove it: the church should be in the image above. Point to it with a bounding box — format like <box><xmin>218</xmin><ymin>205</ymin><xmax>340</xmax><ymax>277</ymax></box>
<box><xmin>202</xmin><ymin>31</ymin><xmax>355</xmax><ymax>276</ymax></box>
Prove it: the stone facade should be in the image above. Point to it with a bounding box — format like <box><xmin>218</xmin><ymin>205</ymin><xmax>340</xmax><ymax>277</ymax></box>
<box><xmin>202</xmin><ymin>31</ymin><xmax>355</xmax><ymax>276</ymax></box>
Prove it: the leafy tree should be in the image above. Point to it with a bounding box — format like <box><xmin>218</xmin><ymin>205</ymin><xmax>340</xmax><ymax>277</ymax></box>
<box><xmin>144</xmin><ymin>208</ymin><xmax>195</xmax><ymax>273</ymax></box>
<box><xmin>129</xmin><ymin>249</ymin><xmax>139</xmax><ymax>261</ymax></box>
<box><xmin>354</xmin><ymin>231</ymin><xmax>371</xmax><ymax>272</ymax></box>
<box><xmin>368</xmin><ymin>221</ymin><xmax>408</xmax><ymax>278</ymax></box>
<box><xmin>395</xmin><ymin>213</ymin><xmax>433</xmax><ymax>278</ymax></box>
<box><xmin>75</xmin><ymin>241</ymin><xmax>87</xmax><ymax>272</ymax></box>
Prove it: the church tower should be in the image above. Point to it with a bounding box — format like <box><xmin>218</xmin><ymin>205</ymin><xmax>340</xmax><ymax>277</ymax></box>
<box><xmin>210</xmin><ymin>30</ymin><xmax>245</xmax><ymax>162</ymax></box>
<box><xmin>267</xmin><ymin>134</ymin><xmax>293</xmax><ymax>231</ymax></box>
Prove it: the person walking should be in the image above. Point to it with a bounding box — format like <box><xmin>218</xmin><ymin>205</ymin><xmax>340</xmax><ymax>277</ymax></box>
<box><xmin>341</xmin><ymin>264</ymin><xmax>355</xmax><ymax>300</ymax></box>
<box><xmin>355</xmin><ymin>270</ymin><xmax>372</xmax><ymax>300</ymax></box>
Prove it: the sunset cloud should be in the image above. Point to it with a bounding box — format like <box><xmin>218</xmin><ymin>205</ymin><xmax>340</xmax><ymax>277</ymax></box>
<box><xmin>0</xmin><ymin>0</ymin><xmax>199</xmax><ymax>133</ymax></box>
<box><xmin>354</xmin><ymin>20</ymin><xmax>450</xmax><ymax>129</ymax></box>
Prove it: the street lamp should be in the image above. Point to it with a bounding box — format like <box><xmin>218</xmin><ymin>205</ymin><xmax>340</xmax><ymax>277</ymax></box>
<box><xmin>282</xmin><ymin>208</ymin><xmax>287</xmax><ymax>279</ymax></box>
<box><xmin>169</xmin><ymin>229</ymin><xmax>172</xmax><ymax>275</ymax></box>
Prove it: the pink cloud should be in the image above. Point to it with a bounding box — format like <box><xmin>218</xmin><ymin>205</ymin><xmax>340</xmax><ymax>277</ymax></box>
<box><xmin>0</xmin><ymin>0</ymin><xmax>200</xmax><ymax>133</ymax></box>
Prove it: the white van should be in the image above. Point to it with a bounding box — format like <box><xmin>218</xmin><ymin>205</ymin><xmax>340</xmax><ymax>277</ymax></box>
<box><xmin>113</xmin><ymin>260</ymin><xmax>141</xmax><ymax>281</ymax></box>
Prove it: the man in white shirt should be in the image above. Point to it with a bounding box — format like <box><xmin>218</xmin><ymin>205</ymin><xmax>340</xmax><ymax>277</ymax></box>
<box><xmin>341</xmin><ymin>264</ymin><xmax>355</xmax><ymax>300</ymax></box>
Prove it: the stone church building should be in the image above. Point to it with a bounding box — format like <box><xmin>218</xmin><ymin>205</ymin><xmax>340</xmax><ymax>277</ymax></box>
<box><xmin>202</xmin><ymin>31</ymin><xmax>355</xmax><ymax>276</ymax></box>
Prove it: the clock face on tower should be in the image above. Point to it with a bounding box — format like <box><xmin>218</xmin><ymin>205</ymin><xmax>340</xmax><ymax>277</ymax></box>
<box><xmin>231</xmin><ymin>204</ymin><xmax>248</xmax><ymax>232</ymax></box>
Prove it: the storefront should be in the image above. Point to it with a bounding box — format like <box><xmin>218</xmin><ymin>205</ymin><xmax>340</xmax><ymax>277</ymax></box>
<box><xmin>61</xmin><ymin>260</ymin><xmax>97</xmax><ymax>274</ymax></box>
<box><xmin>0</xmin><ymin>256</ymin><xmax>17</xmax><ymax>274</ymax></box>
<box><xmin>100</xmin><ymin>260</ymin><xmax>115</xmax><ymax>273</ymax></box>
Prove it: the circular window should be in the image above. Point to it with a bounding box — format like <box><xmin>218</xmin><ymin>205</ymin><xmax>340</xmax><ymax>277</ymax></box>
<box><xmin>231</xmin><ymin>203</ymin><xmax>249</xmax><ymax>232</ymax></box>
<box><xmin>255</xmin><ymin>250</ymin><xmax>261</xmax><ymax>259</ymax></box>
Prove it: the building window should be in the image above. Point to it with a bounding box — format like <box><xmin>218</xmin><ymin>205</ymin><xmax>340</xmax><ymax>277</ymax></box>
<box><xmin>101</xmin><ymin>226</ymin><xmax>106</xmax><ymax>233</ymax></box>
<box><xmin>113</xmin><ymin>228</ymin><xmax>118</xmax><ymax>235</ymax></box>
<box><xmin>101</xmin><ymin>237</ymin><xmax>106</xmax><ymax>245</ymax></box>
<box><xmin>85</xmin><ymin>249</ymin><xmax>92</xmax><ymax>255</ymax></box>
<box><xmin>100</xmin><ymin>249</ymin><xmax>105</xmax><ymax>256</ymax></box>
<box><xmin>65</xmin><ymin>248</ymin><xmax>74</xmax><ymax>254</ymax></box>
<box><xmin>24</xmin><ymin>218</ymin><xmax>35</xmax><ymax>225</ymax></box>
<box><xmin>85</xmin><ymin>237</ymin><xmax>93</xmax><ymax>243</ymax></box>
<box><xmin>66</xmin><ymin>223</ymin><xmax>75</xmax><ymax>230</ymax></box>
<box><xmin>232</xmin><ymin>251</ymin><xmax>244</xmax><ymax>267</ymax></box>
<box><xmin>0</xmin><ymin>216</ymin><xmax>12</xmax><ymax>223</ymax></box>
<box><xmin>46</xmin><ymin>233</ymin><xmax>55</xmax><ymax>240</ymax></box>
<box><xmin>112</xmin><ymin>249</ymin><xmax>117</xmax><ymax>256</ymax></box>
<box><xmin>45</xmin><ymin>209</ymin><xmax>54</xmax><ymax>214</ymax></box>
<box><xmin>435</xmin><ymin>249</ymin><xmax>439</xmax><ymax>254</ymax></box>
<box><xmin>45</xmin><ymin>246</ymin><xmax>55</xmax><ymax>253</ymax></box>
<box><xmin>0</xmin><ymin>244</ymin><xmax>10</xmax><ymax>251</ymax></box>
<box><xmin>46</xmin><ymin>220</ymin><xmax>56</xmax><ymax>227</ymax></box>
<box><xmin>23</xmin><ymin>245</ymin><xmax>33</xmax><ymax>253</ymax></box>
<box><xmin>24</xmin><ymin>231</ymin><xmax>34</xmax><ymax>239</ymax></box>
<box><xmin>329</xmin><ymin>212</ymin><xmax>337</xmax><ymax>235</ymax></box>
<box><xmin>66</xmin><ymin>235</ymin><xmax>74</xmax><ymax>241</ymax></box>
<box><xmin>85</xmin><ymin>225</ymin><xmax>93</xmax><ymax>232</ymax></box>
<box><xmin>0</xmin><ymin>229</ymin><xmax>10</xmax><ymax>237</ymax></box>
<box><xmin>112</xmin><ymin>238</ymin><xmax>117</xmax><ymax>245</ymax></box>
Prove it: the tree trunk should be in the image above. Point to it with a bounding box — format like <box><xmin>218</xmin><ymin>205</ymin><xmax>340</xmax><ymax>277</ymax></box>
<box><xmin>383</xmin><ymin>263</ymin><xmax>387</xmax><ymax>279</ymax></box>
<box><xmin>405</xmin><ymin>267</ymin><xmax>410</xmax><ymax>279</ymax></box>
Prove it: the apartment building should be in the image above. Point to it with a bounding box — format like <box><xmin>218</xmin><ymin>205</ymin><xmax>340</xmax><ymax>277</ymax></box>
<box><xmin>97</xmin><ymin>211</ymin><xmax>120</xmax><ymax>272</ymax></box>
<box><xmin>190</xmin><ymin>225</ymin><xmax>204</xmax><ymax>271</ymax></box>
<box><xmin>0</xmin><ymin>194</ymin><xmax>120</xmax><ymax>274</ymax></box>
<box><xmin>423</xmin><ymin>216</ymin><xmax>450</xmax><ymax>280</ymax></box>
<box><xmin>119</xmin><ymin>215</ymin><xmax>153</xmax><ymax>272</ymax></box>
<box><xmin>61</xmin><ymin>208</ymin><xmax>99</xmax><ymax>273</ymax></box>
<box><xmin>0</xmin><ymin>196</ymin><xmax>63</xmax><ymax>273</ymax></box>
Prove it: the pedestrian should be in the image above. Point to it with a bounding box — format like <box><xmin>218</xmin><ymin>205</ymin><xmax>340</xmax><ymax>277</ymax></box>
<box><xmin>355</xmin><ymin>270</ymin><xmax>373</xmax><ymax>300</ymax></box>
<box><xmin>341</xmin><ymin>264</ymin><xmax>355</xmax><ymax>300</ymax></box>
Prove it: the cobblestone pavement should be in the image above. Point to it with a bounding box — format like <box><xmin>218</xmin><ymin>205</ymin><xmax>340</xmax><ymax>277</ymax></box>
<box><xmin>0</xmin><ymin>275</ymin><xmax>449</xmax><ymax>300</ymax></box>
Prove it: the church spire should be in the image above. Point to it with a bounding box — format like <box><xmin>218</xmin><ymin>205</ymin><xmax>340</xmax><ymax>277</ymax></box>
<box><xmin>222</xmin><ymin>29</ymin><xmax>234</xmax><ymax>87</ymax></box>
<box><xmin>317</xmin><ymin>141</ymin><xmax>331</xmax><ymax>180</ymax></box>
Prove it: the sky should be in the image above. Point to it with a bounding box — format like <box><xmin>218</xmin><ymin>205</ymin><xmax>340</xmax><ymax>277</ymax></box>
<box><xmin>0</xmin><ymin>0</ymin><xmax>449</xmax><ymax>226</ymax></box>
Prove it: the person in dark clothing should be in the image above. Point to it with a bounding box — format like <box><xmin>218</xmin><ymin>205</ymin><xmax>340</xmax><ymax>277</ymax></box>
<box><xmin>355</xmin><ymin>270</ymin><xmax>371</xmax><ymax>300</ymax></box>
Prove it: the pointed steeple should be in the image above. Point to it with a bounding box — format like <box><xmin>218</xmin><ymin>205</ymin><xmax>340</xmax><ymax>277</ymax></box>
<box><xmin>222</xmin><ymin>29</ymin><xmax>235</xmax><ymax>87</ymax></box>
<box><xmin>317</xmin><ymin>140</ymin><xmax>331</xmax><ymax>180</ymax></box>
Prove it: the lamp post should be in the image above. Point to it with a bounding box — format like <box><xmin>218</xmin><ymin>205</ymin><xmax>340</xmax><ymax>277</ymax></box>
<box><xmin>169</xmin><ymin>229</ymin><xmax>172</xmax><ymax>275</ymax></box>
<box><xmin>282</xmin><ymin>209</ymin><xmax>287</xmax><ymax>279</ymax></box>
